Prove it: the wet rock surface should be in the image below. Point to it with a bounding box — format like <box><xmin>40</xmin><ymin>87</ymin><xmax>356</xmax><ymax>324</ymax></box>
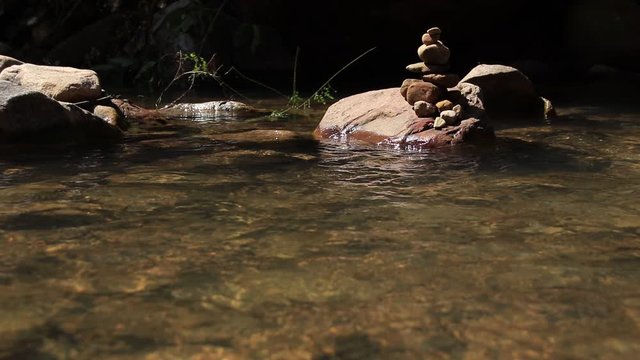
<box><xmin>0</xmin><ymin>80</ymin><xmax>122</xmax><ymax>143</ymax></box>
<box><xmin>314</xmin><ymin>88</ymin><xmax>494</xmax><ymax>149</ymax></box>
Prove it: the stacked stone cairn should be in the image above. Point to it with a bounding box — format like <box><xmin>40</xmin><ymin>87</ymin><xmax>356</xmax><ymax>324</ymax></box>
<box><xmin>401</xmin><ymin>27</ymin><xmax>466</xmax><ymax>130</ymax></box>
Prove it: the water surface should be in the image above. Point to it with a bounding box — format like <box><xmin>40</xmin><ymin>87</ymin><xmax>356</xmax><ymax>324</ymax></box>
<box><xmin>0</xmin><ymin>102</ymin><xmax>639</xmax><ymax>359</ymax></box>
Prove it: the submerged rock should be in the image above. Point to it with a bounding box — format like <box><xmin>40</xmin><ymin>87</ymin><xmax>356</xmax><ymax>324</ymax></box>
<box><xmin>112</xmin><ymin>99</ymin><xmax>270</xmax><ymax>122</ymax></box>
<box><xmin>0</xmin><ymin>64</ymin><xmax>102</xmax><ymax>103</ymax></box>
<box><xmin>314</xmin><ymin>88</ymin><xmax>494</xmax><ymax>149</ymax></box>
<box><xmin>0</xmin><ymin>80</ymin><xmax>121</xmax><ymax>143</ymax></box>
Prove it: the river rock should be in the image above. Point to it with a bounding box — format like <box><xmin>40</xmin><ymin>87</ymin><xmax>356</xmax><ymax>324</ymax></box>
<box><xmin>436</xmin><ymin>99</ymin><xmax>454</xmax><ymax>112</ymax></box>
<box><xmin>422</xmin><ymin>73</ymin><xmax>460</xmax><ymax>88</ymax></box>
<box><xmin>440</xmin><ymin>110</ymin><xmax>458</xmax><ymax>124</ymax></box>
<box><xmin>427</xmin><ymin>27</ymin><xmax>442</xmax><ymax>38</ymax></box>
<box><xmin>0</xmin><ymin>55</ymin><xmax>22</xmax><ymax>73</ymax></box>
<box><xmin>314</xmin><ymin>88</ymin><xmax>494</xmax><ymax>149</ymax></box>
<box><xmin>0</xmin><ymin>80</ymin><xmax>122</xmax><ymax>143</ymax></box>
<box><xmin>459</xmin><ymin>64</ymin><xmax>547</xmax><ymax>118</ymax></box>
<box><xmin>0</xmin><ymin>64</ymin><xmax>102</xmax><ymax>103</ymax></box>
<box><xmin>413</xmin><ymin>101</ymin><xmax>438</xmax><ymax>118</ymax></box>
<box><xmin>405</xmin><ymin>82</ymin><xmax>444</xmax><ymax>105</ymax></box>
<box><xmin>400</xmin><ymin>78</ymin><xmax>422</xmax><ymax>98</ymax></box>
<box><xmin>406</xmin><ymin>62</ymin><xmax>450</xmax><ymax>74</ymax></box>
<box><xmin>417</xmin><ymin>42</ymin><xmax>451</xmax><ymax>65</ymax></box>
<box><xmin>433</xmin><ymin>117</ymin><xmax>446</xmax><ymax>130</ymax></box>
<box><xmin>93</xmin><ymin>105</ymin><xmax>120</xmax><ymax>127</ymax></box>
<box><xmin>454</xmin><ymin>82</ymin><xmax>486</xmax><ymax>119</ymax></box>
<box><xmin>421</xmin><ymin>33</ymin><xmax>438</xmax><ymax>46</ymax></box>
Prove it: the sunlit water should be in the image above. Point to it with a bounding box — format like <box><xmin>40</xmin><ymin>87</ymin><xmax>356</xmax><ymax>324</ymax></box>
<box><xmin>0</xmin><ymin>102</ymin><xmax>639</xmax><ymax>359</ymax></box>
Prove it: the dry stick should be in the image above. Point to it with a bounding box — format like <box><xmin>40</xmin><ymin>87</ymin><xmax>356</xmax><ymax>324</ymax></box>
<box><xmin>292</xmin><ymin>47</ymin><xmax>300</xmax><ymax>97</ymax></box>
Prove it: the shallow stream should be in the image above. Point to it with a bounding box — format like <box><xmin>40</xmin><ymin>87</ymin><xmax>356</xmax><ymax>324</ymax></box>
<box><xmin>0</xmin><ymin>99</ymin><xmax>639</xmax><ymax>359</ymax></box>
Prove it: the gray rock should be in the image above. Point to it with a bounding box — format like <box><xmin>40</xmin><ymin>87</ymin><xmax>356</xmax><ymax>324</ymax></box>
<box><xmin>0</xmin><ymin>80</ymin><xmax>122</xmax><ymax>143</ymax></box>
<box><xmin>455</xmin><ymin>82</ymin><xmax>486</xmax><ymax>119</ymax></box>
<box><xmin>0</xmin><ymin>55</ymin><xmax>22</xmax><ymax>73</ymax></box>
<box><xmin>418</xmin><ymin>42</ymin><xmax>451</xmax><ymax>65</ymax></box>
<box><xmin>459</xmin><ymin>64</ymin><xmax>546</xmax><ymax>118</ymax></box>
<box><xmin>0</xmin><ymin>64</ymin><xmax>102</xmax><ymax>103</ymax></box>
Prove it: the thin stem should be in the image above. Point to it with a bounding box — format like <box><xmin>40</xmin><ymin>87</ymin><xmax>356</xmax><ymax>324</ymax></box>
<box><xmin>292</xmin><ymin>47</ymin><xmax>300</xmax><ymax>95</ymax></box>
<box><xmin>226</xmin><ymin>66</ymin><xmax>288</xmax><ymax>98</ymax></box>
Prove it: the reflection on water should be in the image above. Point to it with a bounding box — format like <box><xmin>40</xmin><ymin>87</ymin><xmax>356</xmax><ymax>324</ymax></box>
<box><xmin>0</xmin><ymin>105</ymin><xmax>639</xmax><ymax>359</ymax></box>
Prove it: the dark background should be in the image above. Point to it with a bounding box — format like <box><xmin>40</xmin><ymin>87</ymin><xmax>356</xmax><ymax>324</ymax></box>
<box><xmin>1</xmin><ymin>0</ymin><xmax>639</xmax><ymax>98</ymax></box>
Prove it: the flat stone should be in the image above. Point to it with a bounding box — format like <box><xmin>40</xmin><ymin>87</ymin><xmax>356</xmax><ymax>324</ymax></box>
<box><xmin>406</xmin><ymin>62</ymin><xmax>450</xmax><ymax>75</ymax></box>
<box><xmin>0</xmin><ymin>55</ymin><xmax>22</xmax><ymax>73</ymax></box>
<box><xmin>418</xmin><ymin>42</ymin><xmax>451</xmax><ymax>65</ymax></box>
<box><xmin>0</xmin><ymin>64</ymin><xmax>102</xmax><ymax>103</ymax></box>
<box><xmin>405</xmin><ymin>82</ymin><xmax>444</xmax><ymax>105</ymax></box>
<box><xmin>314</xmin><ymin>88</ymin><xmax>494</xmax><ymax>150</ymax></box>
<box><xmin>422</xmin><ymin>73</ymin><xmax>461</xmax><ymax>88</ymax></box>
<box><xmin>413</xmin><ymin>101</ymin><xmax>438</xmax><ymax>118</ymax></box>
<box><xmin>427</xmin><ymin>27</ymin><xmax>442</xmax><ymax>37</ymax></box>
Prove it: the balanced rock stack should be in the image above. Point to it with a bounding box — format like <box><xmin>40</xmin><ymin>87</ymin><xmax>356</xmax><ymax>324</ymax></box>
<box><xmin>401</xmin><ymin>27</ymin><xmax>466</xmax><ymax>130</ymax></box>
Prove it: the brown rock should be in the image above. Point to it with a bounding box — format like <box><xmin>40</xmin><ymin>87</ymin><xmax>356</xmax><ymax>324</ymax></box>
<box><xmin>417</xmin><ymin>42</ymin><xmax>451</xmax><ymax>65</ymax></box>
<box><xmin>427</xmin><ymin>27</ymin><xmax>442</xmax><ymax>37</ymax></box>
<box><xmin>93</xmin><ymin>105</ymin><xmax>120</xmax><ymax>127</ymax></box>
<box><xmin>400</xmin><ymin>78</ymin><xmax>422</xmax><ymax>98</ymax></box>
<box><xmin>436</xmin><ymin>100</ymin><xmax>454</xmax><ymax>112</ymax></box>
<box><xmin>405</xmin><ymin>82</ymin><xmax>444</xmax><ymax>105</ymax></box>
<box><xmin>422</xmin><ymin>73</ymin><xmax>461</xmax><ymax>88</ymax></box>
<box><xmin>0</xmin><ymin>55</ymin><xmax>22</xmax><ymax>73</ymax></box>
<box><xmin>314</xmin><ymin>88</ymin><xmax>494</xmax><ymax>150</ymax></box>
<box><xmin>0</xmin><ymin>64</ymin><xmax>102</xmax><ymax>103</ymax></box>
<box><xmin>413</xmin><ymin>101</ymin><xmax>438</xmax><ymax>118</ymax></box>
<box><xmin>406</xmin><ymin>62</ymin><xmax>450</xmax><ymax>75</ymax></box>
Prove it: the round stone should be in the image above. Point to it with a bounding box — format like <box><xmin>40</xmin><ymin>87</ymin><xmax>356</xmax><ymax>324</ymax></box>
<box><xmin>417</xmin><ymin>42</ymin><xmax>450</xmax><ymax>65</ymax></box>
<box><xmin>413</xmin><ymin>101</ymin><xmax>438</xmax><ymax>118</ymax></box>
<box><xmin>400</xmin><ymin>78</ymin><xmax>422</xmax><ymax>99</ymax></box>
<box><xmin>406</xmin><ymin>82</ymin><xmax>444</xmax><ymax>106</ymax></box>
<box><xmin>421</xmin><ymin>33</ymin><xmax>438</xmax><ymax>45</ymax></box>
<box><xmin>440</xmin><ymin>110</ymin><xmax>458</xmax><ymax>124</ymax></box>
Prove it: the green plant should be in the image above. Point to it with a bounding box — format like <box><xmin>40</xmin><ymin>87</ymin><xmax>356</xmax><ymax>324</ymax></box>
<box><xmin>268</xmin><ymin>47</ymin><xmax>376</xmax><ymax>118</ymax></box>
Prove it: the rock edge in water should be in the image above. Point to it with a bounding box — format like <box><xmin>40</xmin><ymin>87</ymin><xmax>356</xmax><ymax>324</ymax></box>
<box><xmin>314</xmin><ymin>88</ymin><xmax>494</xmax><ymax>150</ymax></box>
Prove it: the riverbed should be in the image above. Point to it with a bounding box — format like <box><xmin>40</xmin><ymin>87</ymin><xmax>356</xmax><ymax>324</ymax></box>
<box><xmin>0</xmin><ymin>99</ymin><xmax>639</xmax><ymax>359</ymax></box>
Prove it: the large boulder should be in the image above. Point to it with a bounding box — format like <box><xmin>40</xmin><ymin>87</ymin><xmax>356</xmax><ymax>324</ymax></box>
<box><xmin>0</xmin><ymin>80</ymin><xmax>122</xmax><ymax>143</ymax></box>
<box><xmin>459</xmin><ymin>64</ymin><xmax>547</xmax><ymax>118</ymax></box>
<box><xmin>0</xmin><ymin>55</ymin><xmax>22</xmax><ymax>73</ymax></box>
<box><xmin>314</xmin><ymin>88</ymin><xmax>494</xmax><ymax>149</ymax></box>
<box><xmin>0</xmin><ymin>64</ymin><xmax>102</xmax><ymax>103</ymax></box>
